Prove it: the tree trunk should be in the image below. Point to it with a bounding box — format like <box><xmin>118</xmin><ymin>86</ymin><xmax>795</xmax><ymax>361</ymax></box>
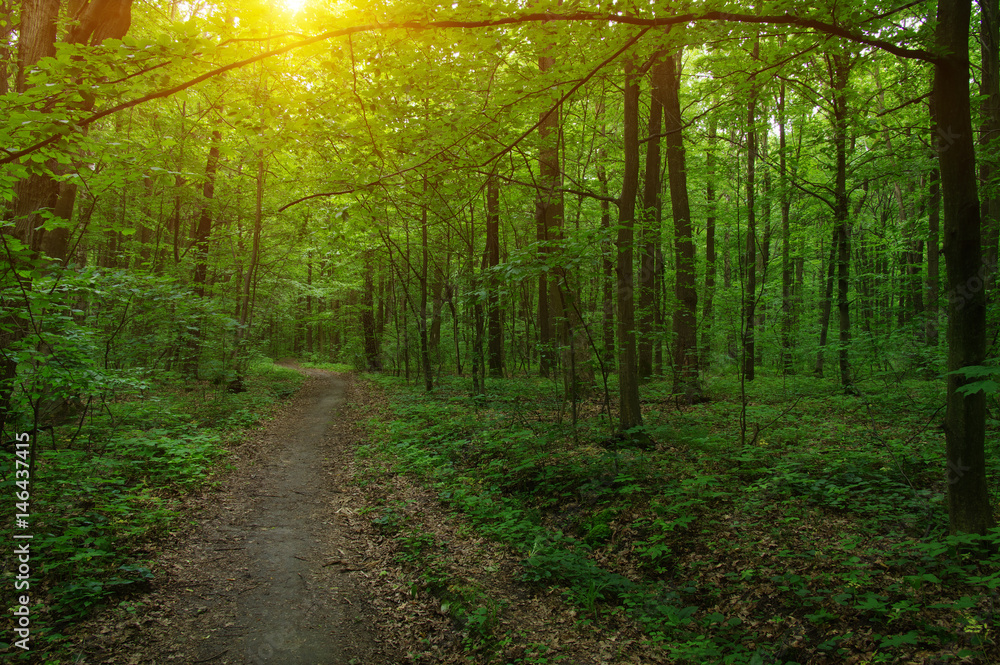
<box><xmin>701</xmin><ymin>117</ymin><xmax>717</xmax><ymax>370</ymax></box>
<box><xmin>661</xmin><ymin>51</ymin><xmax>700</xmax><ymax>400</ymax></box>
<box><xmin>935</xmin><ymin>0</ymin><xmax>996</xmax><ymax>535</ymax></box>
<box><xmin>815</xmin><ymin>239</ymin><xmax>836</xmax><ymax>377</ymax></box>
<box><xmin>779</xmin><ymin>80</ymin><xmax>793</xmax><ymax>373</ymax></box>
<box><xmin>536</xmin><ymin>53</ymin><xmax>558</xmax><ymax>378</ymax></box>
<box><xmin>617</xmin><ymin>62</ymin><xmax>643</xmax><ymax>435</ymax></box>
<box><xmin>183</xmin><ymin>128</ymin><xmax>221</xmax><ymax>379</ymax></box>
<box><xmin>486</xmin><ymin>173</ymin><xmax>504</xmax><ymax>377</ymax></box>
<box><xmin>419</xmin><ymin>187</ymin><xmax>433</xmax><ymax>391</ymax></box>
<box><xmin>233</xmin><ymin>150</ymin><xmax>265</xmax><ymax>376</ymax></box>
<box><xmin>830</xmin><ymin>54</ymin><xmax>854</xmax><ymax>391</ymax></box>
<box><xmin>429</xmin><ymin>264</ymin><xmax>444</xmax><ymax>354</ymax></box>
<box><xmin>638</xmin><ymin>56</ymin><xmax>665</xmax><ymax>380</ymax></box>
<box><xmin>596</xmin><ymin>103</ymin><xmax>615</xmax><ymax>369</ymax></box>
<box><xmin>743</xmin><ymin>42</ymin><xmax>759</xmax><ymax>382</ymax></box>
<box><xmin>927</xmin><ymin>104</ymin><xmax>941</xmax><ymax>347</ymax></box>
<box><xmin>361</xmin><ymin>249</ymin><xmax>381</xmax><ymax>371</ymax></box>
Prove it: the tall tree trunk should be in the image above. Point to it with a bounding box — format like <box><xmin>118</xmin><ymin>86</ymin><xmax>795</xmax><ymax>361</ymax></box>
<box><xmin>779</xmin><ymin>80</ymin><xmax>793</xmax><ymax>373</ymax></box>
<box><xmin>617</xmin><ymin>62</ymin><xmax>643</xmax><ymax>435</ymax></box>
<box><xmin>419</xmin><ymin>185</ymin><xmax>433</xmax><ymax>391</ymax></box>
<box><xmin>486</xmin><ymin>173</ymin><xmax>504</xmax><ymax>377</ymax></box>
<box><xmin>743</xmin><ymin>42</ymin><xmax>759</xmax><ymax>382</ymax></box>
<box><xmin>927</xmin><ymin>108</ymin><xmax>941</xmax><ymax>346</ymax></box>
<box><xmin>183</xmin><ymin>128</ymin><xmax>221</xmax><ymax>379</ymax></box>
<box><xmin>429</xmin><ymin>264</ymin><xmax>444</xmax><ymax>353</ymax></box>
<box><xmin>11</xmin><ymin>0</ymin><xmax>59</xmax><ymax>256</ymax></box>
<box><xmin>535</xmin><ymin>50</ymin><xmax>589</xmax><ymax>399</ymax></box>
<box><xmin>638</xmin><ymin>55</ymin><xmax>665</xmax><ymax>380</ymax></box>
<box><xmin>536</xmin><ymin>53</ymin><xmax>558</xmax><ymax>378</ymax></box>
<box><xmin>661</xmin><ymin>51</ymin><xmax>700</xmax><ymax>400</ymax></box>
<box><xmin>0</xmin><ymin>0</ymin><xmax>56</xmax><ymax>432</ymax></box>
<box><xmin>233</xmin><ymin>150</ymin><xmax>265</xmax><ymax>377</ymax></box>
<box><xmin>701</xmin><ymin>116</ymin><xmax>717</xmax><ymax>370</ymax></box>
<box><xmin>596</xmin><ymin>102</ymin><xmax>615</xmax><ymax>369</ymax></box>
<box><xmin>935</xmin><ymin>0</ymin><xmax>996</xmax><ymax>535</ymax></box>
<box><xmin>305</xmin><ymin>253</ymin><xmax>314</xmax><ymax>354</ymax></box>
<box><xmin>830</xmin><ymin>54</ymin><xmax>854</xmax><ymax>391</ymax></box>
<box><xmin>756</xmin><ymin>129</ymin><xmax>771</xmax><ymax>366</ymax></box>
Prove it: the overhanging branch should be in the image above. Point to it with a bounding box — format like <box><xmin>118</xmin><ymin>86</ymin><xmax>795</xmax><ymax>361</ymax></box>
<box><xmin>2</xmin><ymin>8</ymin><xmax>935</xmax><ymax>168</ymax></box>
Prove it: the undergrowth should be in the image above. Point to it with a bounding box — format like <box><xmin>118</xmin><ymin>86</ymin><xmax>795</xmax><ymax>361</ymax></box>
<box><xmin>0</xmin><ymin>360</ymin><xmax>304</xmax><ymax>659</ymax></box>
<box><xmin>357</xmin><ymin>370</ymin><xmax>1000</xmax><ymax>664</ymax></box>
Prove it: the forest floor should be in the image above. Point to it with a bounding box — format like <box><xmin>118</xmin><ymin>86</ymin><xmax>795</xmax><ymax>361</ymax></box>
<box><xmin>69</xmin><ymin>367</ymin><xmax>413</xmax><ymax>664</ymax></box>
<box><xmin>53</xmin><ymin>363</ymin><xmax>1000</xmax><ymax>665</ymax></box>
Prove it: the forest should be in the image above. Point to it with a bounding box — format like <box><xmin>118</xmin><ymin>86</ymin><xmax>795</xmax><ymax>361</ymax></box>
<box><xmin>2</xmin><ymin>0</ymin><xmax>1000</xmax><ymax>662</ymax></box>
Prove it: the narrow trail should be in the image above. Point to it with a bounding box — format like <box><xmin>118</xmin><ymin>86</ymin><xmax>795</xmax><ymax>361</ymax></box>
<box><xmin>222</xmin><ymin>369</ymin><xmax>359</xmax><ymax>664</ymax></box>
<box><xmin>75</xmin><ymin>369</ymin><xmax>402</xmax><ymax>664</ymax></box>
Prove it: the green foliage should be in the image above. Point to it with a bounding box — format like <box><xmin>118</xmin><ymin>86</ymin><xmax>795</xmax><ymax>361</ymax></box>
<box><xmin>357</xmin><ymin>371</ymin><xmax>1000</xmax><ymax>663</ymax></box>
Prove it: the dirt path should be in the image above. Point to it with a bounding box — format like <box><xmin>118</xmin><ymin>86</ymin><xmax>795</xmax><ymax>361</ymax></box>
<box><xmin>74</xmin><ymin>369</ymin><xmax>403</xmax><ymax>664</ymax></box>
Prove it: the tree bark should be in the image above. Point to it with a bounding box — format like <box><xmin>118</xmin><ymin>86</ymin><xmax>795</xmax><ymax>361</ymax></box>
<box><xmin>935</xmin><ymin>0</ymin><xmax>996</xmax><ymax>535</ymax></box>
<box><xmin>779</xmin><ymin>79</ymin><xmax>793</xmax><ymax>373</ymax></box>
<box><xmin>830</xmin><ymin>53</ymin><xmax>854</xmax><ymax>391</ymax></box>
<box><xmin>661</xmin><ymin>51</ymin><xmax>700</xmax><ymax>400</ymax></box>
<box><xmin>536</xmin><ymin>53</ymin><xmax>558</xmax><ymax>378</ymax></box>
<box><xmin>183</xmin><ymin>128</ymin><xmax>221</xmax><ymax>379</ymax></box>
<box><xmin>486</xmin><ymin>173</ymin><xmax>503</xmax><ymax>377</ymax></box>
<box><xmin>638</xmin><ymin>55</ymin><xmax>665</xmax><ymax>380</ymax></box>
<box><xmin>701</xmin><ymin>116</ymin><xmax>717</xmax><ymax>370</ymax></box>
<box><xmin>927</xmin><ymin>99</ymin><xmax>941</xmax><ymax>346</ymax></box>
<box><xmin>743</xmin><ymin>42</ymin><xmax>759</xmax><ymax>382</ymax></box>
<box><xmin>361</xmin><ymin>249</ymin><xmax>381</xmax><ymax>371</ymax></box>
<box><xmin>596</xmin><ymin>102</ymin><xmax>615</xmax><ymax>369</ymax></box>
<box><xmin>233</xmin><ymin>150</ymin><xmax>265</xmax><ymax>376</ymax></box>
<box><xmin>815</xmin><ymin>239</ymin><xmax>836</xmax><ymax>377</ymax></box>
<box><xmin>617</xmin><ymin>62</ymin><xmax>643</xmax><ymax>435</ymax></box>
<box><xmin>419</xmin><ymin>183</ymin><xmax>433</xmax><ymax>391</ymax></box>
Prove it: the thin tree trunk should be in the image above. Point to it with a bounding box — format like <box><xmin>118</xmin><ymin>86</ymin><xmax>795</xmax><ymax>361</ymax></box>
<box><xmin>233</xmin><ymin>150</ymin><xmax>265</xmax><ymax>376</ymax></box>
<box><xmin>815</xmin><ymin>239</ymin><xmax>836</xmax><ymax>377</ymax></box>
<box><xmin>617</xmin><ymin>62</ymin><xmax>643</xmax><ymax>435</ymax></box>
<box><xmin>779</xmin><ymin>80</ymin><xmax>793</xmax><ymax>373</ymax></box>
<box><xmin>486</xmin><ymin>173</ymin><xmax>503</xmax><ymax>377</ymax></box>
<box><xmin>419</xmin><ymin>182</ymin><xmax>433</xmax><ymax>391</ymax></box>
<box><xmin>183</xmin><ymin>128</ymin><xmax>221</xmax><ymax>379</ymax></box>
<box><xmin>743</xmin><ymin>42</ymin><xmax>759</xmax><ymax>382</ymax></box>
<box><xmin>701</xmin><ymin>117</ymin><xmax>717</xmax><ymax>370</ymax></box>
<box><xmin>927</xmin><ymin>99</ymin><xmax>941</xmax><ymax>346</ymax></box>
<box><xmin>596</xmin><ymin>102</ymin><xmax>615</xmax><ymax>369</ymax></box>
<box><xmin>638</xmin><ymin>55</ymin><xmax>665</xmax><ymax>380</ymax></box>
<box><xmin>830</xmin><ymin>53</ymin><xmax>853</xmax><ymax>391</ymax></box>
<box><xmin>536</xmin><ymin>53</ymin><xmax>558</xmax><ymax>378</ymax></box>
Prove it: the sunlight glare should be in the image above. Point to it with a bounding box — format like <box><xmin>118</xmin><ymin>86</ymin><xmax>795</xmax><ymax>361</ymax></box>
<box><xmin>281</xmin><ymin>0</ymin><xmax>306</xmax><ymax>14</ymax></box>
